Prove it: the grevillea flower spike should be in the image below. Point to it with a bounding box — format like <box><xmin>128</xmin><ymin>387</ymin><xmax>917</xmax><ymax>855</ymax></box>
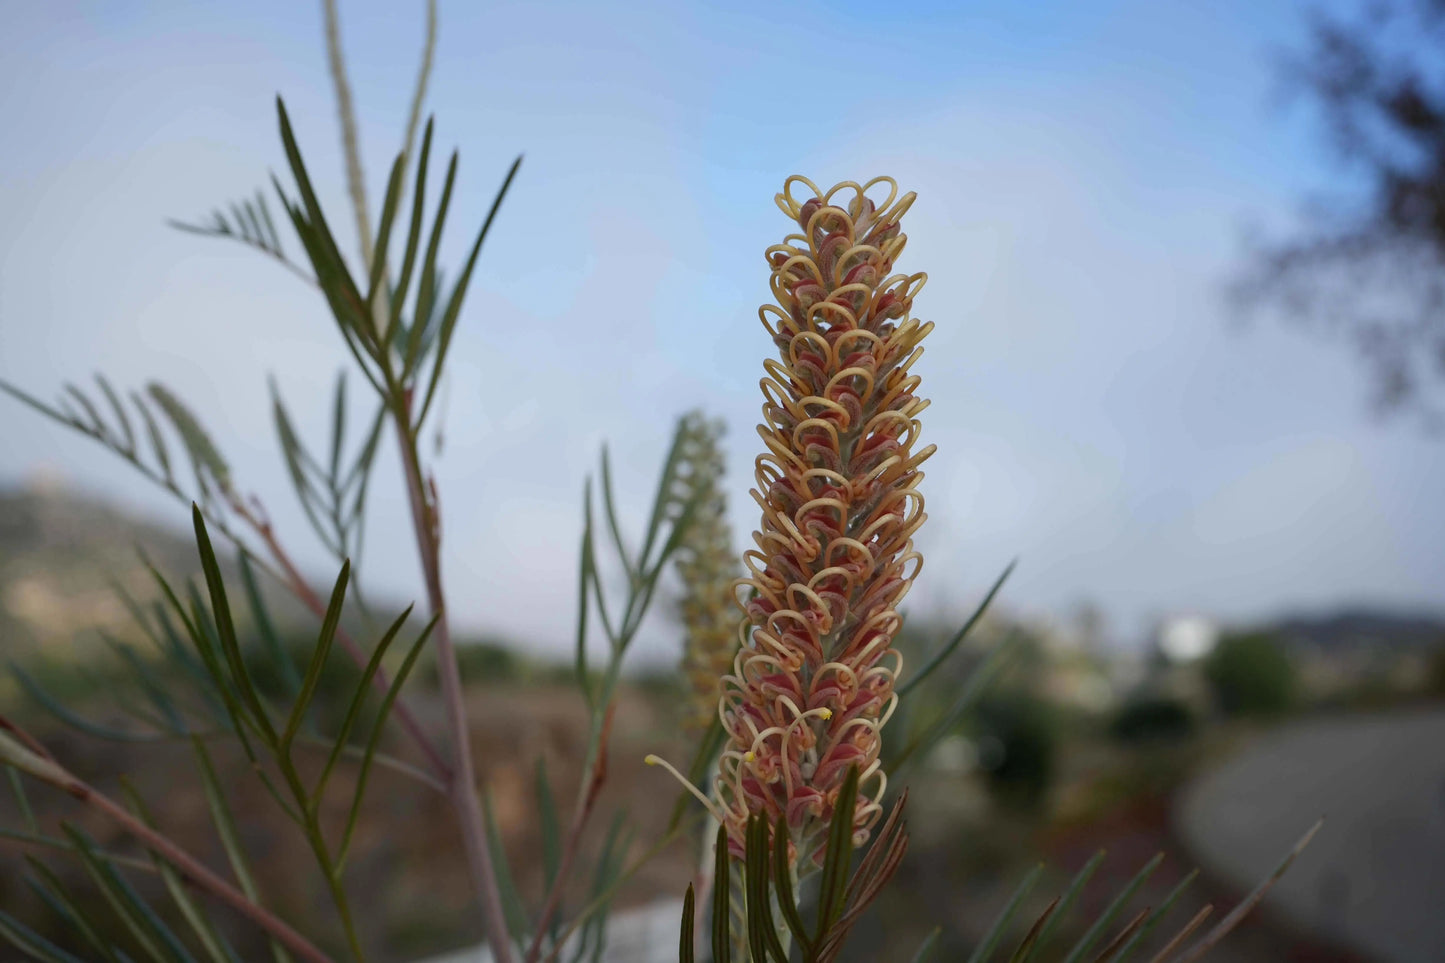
<box><xmin>648</xmin><ymin>176</ymin><xmax>931</xmax><ymax>871</ymax></box>
<box><xmin>715</xmin><ymin>176</ymin><xmax>932</xmax><ymax>867</ymax></box>
<box><xmin>672</xmin><ymin>412</ymin><xmax>742</xmax><ymax>732</ymax></box>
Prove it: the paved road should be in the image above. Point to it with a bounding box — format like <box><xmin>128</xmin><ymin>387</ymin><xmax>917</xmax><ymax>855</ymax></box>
<box><xmin>1176</xmin><ymin>708</ymin><xmax>1445</xmax><ymax>963</ymax></box>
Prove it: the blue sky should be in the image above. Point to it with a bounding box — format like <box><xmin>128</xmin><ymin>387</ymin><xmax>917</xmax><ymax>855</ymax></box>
<box><xmin>3</xmin><ymin>0</ymin><xmax>1441</xmax><ymax>658</ymax></box>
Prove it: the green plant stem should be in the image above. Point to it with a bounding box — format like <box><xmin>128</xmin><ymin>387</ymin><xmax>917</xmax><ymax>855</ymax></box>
<box><xmin>276</xmin><ymin>754</ymin><xmax>366</xmax><ymax>962</ymax></box>
<box><xmin>389</xmin><ymin>389</ymin><xmax>516</xmax><ymax>963</ymax></box>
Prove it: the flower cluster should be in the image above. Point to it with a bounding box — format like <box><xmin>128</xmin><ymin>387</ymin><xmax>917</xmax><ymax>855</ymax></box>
<box><xmin>713</xmin><ymin>176</ymin><xmax>933</xmax><ymax>866</ymax></box>
<box><xmin>672</xmin><ymin>412</ymin><xmax>741</xmax><ymax>731</ymax></box>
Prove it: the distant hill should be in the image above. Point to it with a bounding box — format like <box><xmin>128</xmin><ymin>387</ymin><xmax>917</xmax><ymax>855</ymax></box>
<box><xmin>0</xmin><ymin>481</ymin><xmax>309</xmax><ymax>659</ymax></box>
<box><xmin>1270</xmin><ymin>609</ymin><xmax>1445</xmax><ymax>653</ymax></box>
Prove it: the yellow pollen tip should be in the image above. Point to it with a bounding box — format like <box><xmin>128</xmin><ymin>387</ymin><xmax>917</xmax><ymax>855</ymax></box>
<box><xmin>644</xmin><ymin>755</ymin><xmax>660</xmax><ymax>766</ymax></box>
<box><xmin>819</xmin><ymin>708</ymin><xmax>833</xmax><ymax>720</ymax></box>
<box><xmin>744</xmin><ymin>751</ymin><xmax>755</xmax><ymax>763</ymax></box>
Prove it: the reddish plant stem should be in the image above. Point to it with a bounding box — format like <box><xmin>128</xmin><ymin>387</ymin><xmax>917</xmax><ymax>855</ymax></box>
<box><xmin>0</xmin><ymin>718</ymin><xmax>334</xmax><ymax>963</ymax></box>
<box><xmin>391</xmin><ymin>403</ymin><xmax>517</xmax><ymax>963</ymax></box>
<box><xmin>523</xmin><ymin>705</ymin><xmax>614</xmax><ymax>963</ymax></box>
<box><xmin>231</xmin><ymin>498</ymin><xmax>452</xmax><ymax>781</ymax></box>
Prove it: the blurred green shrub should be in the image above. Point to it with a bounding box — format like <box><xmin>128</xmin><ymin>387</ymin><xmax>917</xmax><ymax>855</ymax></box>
<box><xmin>1205</xmin><ymin>632</ymin><xmax>1296</xmax><ymax>717</ymax></box>
<box><xmin>972</xmin><ymin>691</ymin><xmax>1057</xmax><ymax>808</ymax></box>
<box><xmin>1110</xmin><ymin>695</ymin><xmax>1196</xmax><ymax>743</ymax></box>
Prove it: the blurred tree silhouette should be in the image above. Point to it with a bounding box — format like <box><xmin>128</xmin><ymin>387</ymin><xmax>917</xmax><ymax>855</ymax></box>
<box><xmin>1236</xmin><ymin>0</ymin><xmax>1445</xmax><ymax>429</ymax></box>
<box><xmin>1205</xmin><ymin>633</ymin><xmax>1297</xmax><ymax>717</ymax></box>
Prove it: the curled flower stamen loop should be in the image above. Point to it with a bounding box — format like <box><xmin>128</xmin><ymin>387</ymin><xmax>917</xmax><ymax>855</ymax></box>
<box><xmin>714</xmin><ymin>176</ymin><xmax>935</xmax><ymax>866</ymax></box>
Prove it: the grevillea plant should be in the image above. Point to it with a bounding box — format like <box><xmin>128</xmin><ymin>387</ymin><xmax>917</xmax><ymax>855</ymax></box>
<box><xmin>0</xmin><ymin>5</ymin><xmax>1319</xmax><ymax>963</ymax></box>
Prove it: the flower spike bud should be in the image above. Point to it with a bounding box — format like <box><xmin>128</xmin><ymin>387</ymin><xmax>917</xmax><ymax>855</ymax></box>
<box><xmin>715</xmin><ymin>176</ymin><xmax>931</xmax><ymax>869</ymax></box>
<box><xmin>671</xmin><ymin>412</ymin><xmax>741</xmax><ymax>732</ymax></box>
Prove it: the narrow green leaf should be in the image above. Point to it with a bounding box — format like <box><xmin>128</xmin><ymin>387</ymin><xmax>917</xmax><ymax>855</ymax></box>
<box><xmin>482</xmin><ymin>788</ymin><xmax>531</xmax><ymax>941</ymax></box>
<box><xmin>574</xmin><ymin>481</ymin><xmax>596</xmax><ymax>708</ymax></box>
<box><xmin>329</xmin><ymin>371</ymin><xmax>347</xmax><ymax>483</ymax></box>
<box><xmin>814</xmin><ymin>764</ymin><xmax>861</xmax><ymax>942</ymax></box>
<box><xmin>1090</xmin><ymin>908</ymin><xmax>1151</xmax><ymax>963</ymax></box>
<box><xmin>95</xmin><ymin>374</ymin><xmax>137</xmax><ymax>456</ymax></box>
<box><xmin>338</xmin><ymin>614</ymin><xmax>437</xmax><ymax>865</ymax></box>
<box><xmin>25</xmin><ymin>857</ymin><xmax>122</xmax><ymax>963</ymax></box>
<box><xmin>119</xmin><ymin>782</ymin><xmax>237</xmax><ymax>963</ymax></box>
<box><xmin>274</xmin><ymin>98</ymin><xmax>365</xmax><ymax>320</ymax></box>
<box><xmin>238</xmin><ymin>550</ymin><xmax>302</xmax><ymax>701</ymax></box>
<box><xmin>1008</xmin><ymin>903</ymin><xmax>1061</xmax><ymax>963</ymax></box>
<box><xmin>680</xmin><ymin>884</ymin><xmax>696</xmax><ymax>963</ymax></box>
<box><xmin>314</xmin><ymin>603</ymin><xmax>414</xmax><ymax>799</ymax></box>
<box><xmin>415</xmin><ymin>153</ymin><xmax>523</xmax><ymax>426</ymax></box>
<box><xmin>911</xmin><ymin>928</ymin><xmax>943</xmax><ymax>963</ymax></box>
<box><xmin>11</xmin><ymin>663</ymin><xmax>159</xmax><ymax>743</ymax></box>
<box><xmin>0</xmin><ymin>379</ymin><xmax>80</xmax><ymax>429</ymax></box>
<box><xmin>893</xmin><ymin>635</ymin><xmax>1018</xmax><ymax>774</ymax></box>
<box><xmin>192</xmin><ymin>506</ymin><xmax>275</xmax><ymax>744</ymax></box>
<box><xmin>1061</xmin><ymin>854</ymin><xmax>1164</xmax><ymax>963</ymax></box>
<box><xmin>405</xmin><ymin>150</ymin><xmax>457</xmax><ymax>374</ymax></box>
<box><xmin>63</xmin><ymin>383</ymin><xmax>107</xmax><ymax>437</ymax></box>
<box><xmin>772</xmin><ymin>815</ymin><xmax>811</xmax><ymax>954</ymax></box>
<box><xmin>967</xmin><ymin>863</ymin><xmax>1044</xmax><ymax>963</ymax></box>
<box><xmin>637</xmin><ymin>418</ymin><xmax>688</xmax><ymax>572</ymax></box>
<box><xmin>148</xmin><ymin>385</ymin><xmax>230</xmax><ymax>490</ymax></box>
<box><xmin>536</xmin><ymin>756</ymin><xmax>562</xmax><ymax>893</ymax></box>
<box><xmin>388</xmin><ymin>117</ymin><xmax>432</xmax><ymax>338</ymax></box>
<box><xmin>190</xmin><ymin>739</ymin><xmax>293</xmax><ymax>963</ymax></box>
<box><xmin>256</xmin><ymin>190</ymin><xmax>283</xmax><ymax>251</ymax></box>
<box><xmin>1172</xmin><ymin>820</ymin><xmax>1322</xmax><ymax>963</ymax></box>
<box><xmin>743</xmin><ymin>816</ymin><xmax>787</xmax><ymax>963</ymax></box>
<box><xmin>0</xmin><ymin>909</ymin><xmax>92</xmax><ymax>963</ymax></box>
<box><xmin>62</xmin><ymin>824</ymin><xmax>196</xmax><ymax>963</ymax></box>
<box><xmin>366</xmin><ymin>154</ymin><xmax>407</xmax><ymax>309</ymax></box>
<box><xmin>282</xmin><ymin>558</ymin><xmax>351</xmax><ymax>747</ymax></box>
<box><xmin>1111</xmin><ymin>870</ymin><xmax>1197</xmax><ymax>963</ymax></box>
<box><xmin>6</xmin><ymin>764</ymin><xmax>37</xmax><ymax>831</ymax></box>
<box><xmin>899</xmin><ymin>560</ymin><xmax>1015</xmax><ymax>697</ymax></box>
<box><xmin>1020</xmin><ymin>851</ymin><xmax>1106</xmax><ymax>962</ymax></box>
<box><xmin>711</xmin><ymin>824</ymin><xmax>731</xmax><ymax>963</ymax></box>
<box><xmin>597</xmin><ymin>447</ymin><xmax>634</xmax><ymax>578</ymax></box>
<box><xmin>130</xmin><ymin>391</ymin><xmax>175</xmax><ymax>486</ymax></box>
<box><xmin>102</xmin><ymin>634</ymin><xmax>185</xmax><ymax>733</ymax></box>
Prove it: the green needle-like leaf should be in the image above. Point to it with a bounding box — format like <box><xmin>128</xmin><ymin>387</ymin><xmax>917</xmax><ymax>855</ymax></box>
<box><xmin>814</xmin><ymin>764</ymin><xmax>861</xmax><ymax>943</ymax></box>
<box><xmin>338</xmin><ymin>614</ymin><xmax>437</xmax><ymax>866</ymax></box>
<box><xmin>62</xmin><ymin>824</ymin><xmax>197</xmax><ymax>963</ymax></box>
<box><xmin>680</xmin><ymin>884</ymin><xmax>696</xmax><ymax>963</ymax></box>
<box><xmin>1111</xmin><ymin>870</ymin><xmax>1197</xmax><ymax>963</ymax></box>
<box><xmin>911</xmin><ymin>928</ymin><xmax>943</xmax><ymax>963</ymax></box>
<box><xmin>711</xmin><ymin>824</ymin><xmax>731</xmax><ymax>963</ymax></box>
<box><xmin>1061</xmin><ymin>854</ymin><xmax>1164</xmax><ymax>963</ymax></box>
<box><xmin>24</xmin><ymin>858</ymin><xmax>122</xmax><ymax>963</ymax></box>
<box><xmin>899</xmin><ymin>559</ymin><xmax>1015</xmax><ymax>697</ymax></box>
<box><xmin>388</xmin><ymin>118</ymin><xmax>433</xmax><ymax>339</ymax></box>
<box><xmin>283</xmin><ymin>558</ymin><xmax>351</xmax><ymax>748</ymax></box>
<box><xmin>415</xmin><ymin>153</ymin><xmax>522</xmax><ymax>426</ymax></box>
<box><xmin>482</xmin><ymin>787</ymin><xmax>532</xmax><ymax>941</ymax></box>
<box><xmin>772</xmin><ymin>815</ymin><xmax>811</xmax><ymax>954</ymax></box>
<box><xmin>1019</xmin><ymin>850</ymin><xmax>1105</xmax><ymax>963</ymax></box>
<box><xmin>537</xmin><ymin>757</ymin><xmax>562</xmax><ymax>893</ymax></box>
<box><xmin>0</xmin><ymin>910</ymin><xmax>92</xmax><ymax>963</ymax></box>
<box><xmin>314</xmin><ymin>603</ymin><xmax>414</xmax><ymax>800</ymax></box>
<box><xmin>405</xmin><ymin>151</ymin><xmax>457</xmax><ymax>374</ymax></box>
<box><xmin>967</xmin><ymin>863</ymin><xmax>1043</xmax><ymax>963</ymax></box>
<box><xmin>10</xmin><ymin>663</ymin><xmax>159</xmax><ymax>743</ymax></box>
<box><xmin>193</xmin><ymin>506</ymin><xmax>275</xmax><ymax>744</ymax></box>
